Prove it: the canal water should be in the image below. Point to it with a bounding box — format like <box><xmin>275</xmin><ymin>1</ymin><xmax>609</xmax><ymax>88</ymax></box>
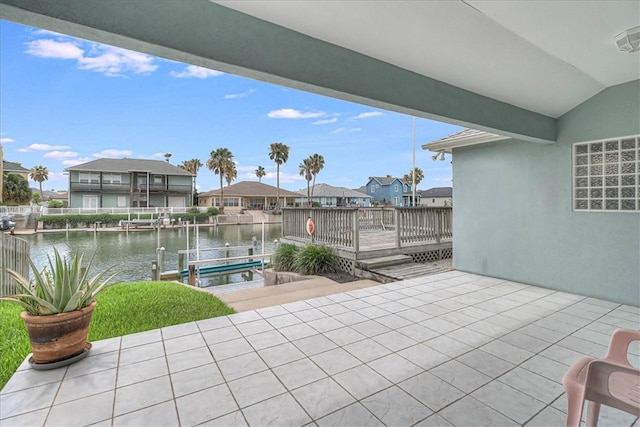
<box><xmin>21</xmin><ymin>224</ymin><xmax>282</xmax><ymax>287</ymax></box>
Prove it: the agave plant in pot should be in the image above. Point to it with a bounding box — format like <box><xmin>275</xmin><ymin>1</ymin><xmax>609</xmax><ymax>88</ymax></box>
<box><xmin>1</xmin><ymin>248</ymin><xmax>119</xmax><ymax>368</ymax></box>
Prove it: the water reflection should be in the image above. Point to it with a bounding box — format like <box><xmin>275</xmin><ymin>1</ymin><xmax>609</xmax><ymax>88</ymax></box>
<box><xmin>22</xmin><ymin>224</ymin><xmax>281</xmax><ymax>286</ymax></box>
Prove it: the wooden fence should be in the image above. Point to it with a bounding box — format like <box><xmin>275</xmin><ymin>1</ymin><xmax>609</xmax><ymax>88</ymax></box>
<box><xmin>1</xmin><ymin>234</ymin><xmax>30</xmax><ymax>297</ymax></box>
<box><xmin>283</xmin><ymin>207</ymin><xmax>452</xmax><ymax>251</ymax></box>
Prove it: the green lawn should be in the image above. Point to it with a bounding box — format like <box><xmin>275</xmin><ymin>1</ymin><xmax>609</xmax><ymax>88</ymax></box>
<box><xmin>0</xmin><ymin>281</ymin><xmax>235</xmax><ymax>390</ymax></box>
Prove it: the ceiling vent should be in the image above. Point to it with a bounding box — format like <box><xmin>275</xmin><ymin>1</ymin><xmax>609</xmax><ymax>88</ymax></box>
<box><xmin>614</xmin><ymin>26</ymin><xmax>640</xmax><ymax>53</ymax></box>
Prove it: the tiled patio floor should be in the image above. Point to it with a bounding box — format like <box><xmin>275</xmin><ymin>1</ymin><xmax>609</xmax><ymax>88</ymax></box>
<box><xmin>1</xmin><ymin>271</ymin><xmax>639</xmax><ymax>426</ymax></box>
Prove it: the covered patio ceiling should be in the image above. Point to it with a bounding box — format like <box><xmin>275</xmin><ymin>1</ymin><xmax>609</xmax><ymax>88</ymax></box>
<box><xmin>1</xmin><ymin>1</ymin><xmax>638</xmax><ymax>143</ymax></box>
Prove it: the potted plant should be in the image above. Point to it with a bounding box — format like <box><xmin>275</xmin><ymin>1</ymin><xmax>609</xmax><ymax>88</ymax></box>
<box><xmin>1</xmin><ymin>248</ymin><xmax>119</xmax><ymax>367</ymax></box>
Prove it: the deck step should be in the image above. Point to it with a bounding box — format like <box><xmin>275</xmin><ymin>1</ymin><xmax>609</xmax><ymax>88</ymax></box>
<box><xmin>358</xmin><ymin>254</ymin><xmax>413</xmax><ymax>270</ymax></box>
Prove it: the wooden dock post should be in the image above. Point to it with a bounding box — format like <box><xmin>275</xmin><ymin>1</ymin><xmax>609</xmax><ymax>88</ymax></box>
<box><xmin>188</xmin><ymin>265</ymin><xmax>196</xmax><ymax>286</ymax></box>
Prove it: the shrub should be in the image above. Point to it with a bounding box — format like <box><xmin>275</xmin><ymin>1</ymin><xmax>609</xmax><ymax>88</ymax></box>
<box><xmin>206</xmin><ymin>207</ymin><xmax>219</xmax><ymax>216</ymax></box>
<box><xmin>271</xmin><ymin>243</ymin><xmax>299</xmax><ymax>272</ymax></box>
<box><xmin>294</xmin><ymin>244</ymin><xmax>337</xmax><ymax>275</ymax></box>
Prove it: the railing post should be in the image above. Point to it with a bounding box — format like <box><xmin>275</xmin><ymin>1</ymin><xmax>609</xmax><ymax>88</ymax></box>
<box><xmin>436</xmin><ymin>209</ymin><xmax>441</xmax><ymax>244</ymax></box>
<box><xmin>394</xmin><ymin>208</ymin><xmax>401</xmax><ymax>248</ymax></box>
<box><xmin>353</xmin><ymin>209</ymin><xmax>359</xmax><ymax>254</ymax></box>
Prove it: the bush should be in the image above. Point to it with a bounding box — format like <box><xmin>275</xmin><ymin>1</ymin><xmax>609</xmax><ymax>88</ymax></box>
<box><xmin>271</xmin><ymin>244</ymin><xmax>299</xmax><ymax>272</ymax></box>
<box><xmin>207</xmin><ymin>207</ymin><xmax>219</xmax><ymax>216</ymax></box>
<box><xmin>294</xmin><ymin>244</ymin><xmax>337</xmax><ymax>275</ymax></box>
<box><xmin>47</xmin><ymin>200</ymin><xmax>67</xmax><ymax>208</ymax></box>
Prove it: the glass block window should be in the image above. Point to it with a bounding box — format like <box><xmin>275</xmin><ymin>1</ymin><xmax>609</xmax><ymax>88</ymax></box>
<box><xmin>573</xmin><ymin>136</ymin><xmax>639</xmax><ymax>212</ymax></box>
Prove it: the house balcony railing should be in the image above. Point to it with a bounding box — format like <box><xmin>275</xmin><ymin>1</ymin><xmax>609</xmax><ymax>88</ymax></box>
<box><xmin>135</xmin><ymin>184</ymin><xmax>192</xmax><ymax>194</ymax></box>
<box><xmin>69</xmin><ymin>182</ymin><xmax>131</xmax><ymax>192</ymax></box>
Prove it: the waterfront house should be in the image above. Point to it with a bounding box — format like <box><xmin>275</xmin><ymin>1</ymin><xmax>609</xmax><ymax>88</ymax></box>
<box><xmin>1</xmin><ymin>154</ymin><xmax>30</xmax><ymax>204</ymax></box>
<box><xmin>418</xmin><ymin>187</ymin><xmax>452</xmax><ymax>207</ymax></box>
<box><xmin>65</xmin><ymin>158</ymin><xmax>194</xmax><ymax>209</ymax></box>
<box><xmin>365</xmin><ymin>176</ymin><xmax>413</xmax><ymax>206</ymax></box>
<box><xmin>198</xmin><ymin>181</ymin><xmax>301</xmax><ymax>211</ymax></box>
<box><xmin>295</xmin><ymin>183</ymin><xmax>372</xmax><ymax>207</ymax></box>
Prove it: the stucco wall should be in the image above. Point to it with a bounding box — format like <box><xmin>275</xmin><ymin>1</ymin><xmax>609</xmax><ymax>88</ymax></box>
<box><xmin>452</xmin><ymin>81</ymin><xmax>640</xmax><ymax>305</ymax></box>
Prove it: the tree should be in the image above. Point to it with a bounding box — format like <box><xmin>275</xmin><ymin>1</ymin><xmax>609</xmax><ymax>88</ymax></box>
<box><xmin>225</xmin><ymin>161</ymin><xmax>237</xmax><ymax>187</ymax></box>
<box><xmin>29</xmin><ymin>165</ymin><xmax>49</xmax><ymax>200</ymax></box>
<box><xmin>299</xmin><ymin>157</ymin><xmax>313</xmax><ymax>207</ymax></box>
<box><xmin>32</xmin><ymin>192</ymin><xmax>41</xmax><ymax>204</ymax></box>
<box><xmin>206</xmin><ymin>148</ymin><xmax>234</xmax><ymax>213</ymax></box>
<box><xmin>269</xmin><ymin>142</ymin><xmax>290</xmax><ymax>209</ymax></box>
<box><xmin>402</xmin><ymin>167</ymin><xmax>424</xmax><ymax>187</ymax></box>
<box><xmin>164</xmin><ymin>153</ymin><xmax>172</xmax><ymax>163</ymax></box>
<box><xmin>3</xmin><ymin>174</ymin><xmax>31</xmax><ymax>205</ymax></box>
<box><xmin>309</xmin><ymin>153</ymin><xmax>325</xmax><ymax>199</ymax></box>
<box><xmin>179</xmin><ymin>159</ymin><xmax>203</xmax><ymax>205</ymax></box>
<box><xmin>255</xmin><ymin>166</ymin><xmax>266</xmax><ymax>183</ymax></box>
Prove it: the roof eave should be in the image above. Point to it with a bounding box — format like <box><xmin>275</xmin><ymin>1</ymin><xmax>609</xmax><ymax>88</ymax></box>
<box><xmin>422</xmin><ymin>133</ymin><xmax>510</xmax><ymax>153</ymax></box>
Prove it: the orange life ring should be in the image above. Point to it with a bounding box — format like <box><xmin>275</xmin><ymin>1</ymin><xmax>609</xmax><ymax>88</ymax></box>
<box><xmin>306</xmin><ymin>217</ymin><xmax>315</xmax><ymax>236</ymax></box>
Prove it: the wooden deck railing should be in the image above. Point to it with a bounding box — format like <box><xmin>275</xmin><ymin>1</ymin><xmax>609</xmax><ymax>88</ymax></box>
<box><xmin>283</xmin><ymin>207</ymin><xmax>452</xmax><ymax>251</ymax></box>
<box><xmin>1</xmin><ymin>234</ymin><xmax>30</xmax><ymax>297</ymax></box>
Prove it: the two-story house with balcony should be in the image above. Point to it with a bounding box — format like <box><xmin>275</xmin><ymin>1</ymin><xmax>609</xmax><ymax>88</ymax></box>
<box><xmin>66</xmin><ymin>158</ymin><xmax>194</xmax><ymax>209</ymax></box>
<box><xmin>365</xmin><ymin>176</ymin><xmax>414</xmax><ymax>206</ymax></box>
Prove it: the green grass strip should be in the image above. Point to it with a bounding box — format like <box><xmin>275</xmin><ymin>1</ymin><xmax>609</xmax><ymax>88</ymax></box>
<box><xmin>0</xmin><ymin>281</ymin><xmax>235</xmax><ymax>390</ymax></box>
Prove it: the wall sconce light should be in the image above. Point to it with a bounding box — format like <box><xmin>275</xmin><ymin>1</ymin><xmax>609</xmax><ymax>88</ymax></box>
<box><xmin>614</xmin><ymin>26</ymin><xmax>640</xmax><ymax>53</ymax></box>
<box><xmin>431</xmin><ymin>150</ymin><xmax>446</xmax><ymax>161</ymax></box>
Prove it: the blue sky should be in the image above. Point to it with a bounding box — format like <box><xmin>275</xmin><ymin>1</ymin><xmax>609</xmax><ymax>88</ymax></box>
<box><xmin>1</xmin><ymin>20</ymin><xmax>460</xmax><ymax>194</ymax></box>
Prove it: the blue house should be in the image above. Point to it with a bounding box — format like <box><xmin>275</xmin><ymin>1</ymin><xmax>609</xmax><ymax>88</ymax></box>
<box><xmin>365</xmin><ymin>177</ymin><xmax>413</xmax><ymax>206</ymax></box>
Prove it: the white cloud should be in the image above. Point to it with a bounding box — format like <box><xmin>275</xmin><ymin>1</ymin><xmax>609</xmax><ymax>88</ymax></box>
<box><xmin>224</xmin><ymin>89</ymin><xmax>256</xmax><ymax>99</ymax></box>
<box><xmin>44</xmin><ymin>150</ymin><xmax>77</xmax><ymax>159</ymax></box>
<box><xmin>93</xmin><ymin>149</ymin><xmax>133</xmax><ymax>158</ymax></box>
<box><xmin>25</xmin><ymin>38</ymin><xmax>158</xmax><ymax>77</ymax></box>
<box><xmin>313</xmin><ymin>117</ymin><xmax>338</xmax><ymax>125</ymax></box>
<box><xmin>331</xmin><ymin>127</ymin><xmax>361</xmax><ymax>134</ymax></box>
<box><xmin>267</xmin><ymin>109</ymin><xmax>325</xmax><ymax>119</ymax></box>
<box><xmin>20</xmin><ymin>143</ymin><xmax>71</xmax><ymax>151</ymax></box>
<box><xmin>0</xmin><ymin>137</ymin><xmax>15</xmax><ymax>144</ymax></box>
<box><xmin>62</xmin><ymin>158</ymin><xmax>91</xmax><ymax>167</ymax></box>
<box><xmin>353</xmin><ymin>111</ymin><xmax>383</xmax><ymax>119</ymax></box>
<box><xmin>170</xmin><ymin>65</ymin><xmax>223</xmax><ymax>79</ymax></box>
<box><xmin>276</xmin><ymin>172</ymin><xmax>306</xmax><ymax>184</ymax></box>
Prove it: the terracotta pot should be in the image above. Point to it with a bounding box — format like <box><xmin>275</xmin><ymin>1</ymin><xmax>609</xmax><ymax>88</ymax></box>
<box><xmin>21</xmin><ymin>301</ymin><xmax>96</xmax><ymax>364</ymax></box>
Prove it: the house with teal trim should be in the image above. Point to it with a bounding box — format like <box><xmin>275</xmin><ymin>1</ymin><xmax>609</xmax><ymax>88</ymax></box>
<box><xmin>365</xmin><ymin>177</ymin><xmax>413</xmax><ymax>206</ymax></box>
<box><xmin>5</xmin><ymin>1</ymin><xmax>637</xmax><ymax>307</ymax></box>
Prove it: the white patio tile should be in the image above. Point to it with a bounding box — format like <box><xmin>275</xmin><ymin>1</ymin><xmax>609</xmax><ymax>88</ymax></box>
<box><xmin>456</xmin><ymin>349</ymin><xmax>515</xmax><ymax>378</ymax></box>
<box><xmin>526</xmin><ymin>405</ymin><xmax>567</xmax><ymax>426</ymax></box>
<box><xmin>170</xmin><ymin>362</ymin><xmax>224</xmax><ymax>397</ymax></box>
<box><xmin>294</xmin><ymin>307</ymin><xmax>328</xmax><ymax>322</ymax></box>
<box><xmin>396</xmin><ymin>308</ymin><xmax>435</xmax><ymax>323</ymax></box>
<box><xmin>500</xmin><ymin>331</ymin><xmax>551</xmax><ymax>353</ymax></box>
<box><xmin>446</xmin><ymin>327</ymin><xmax>493</xmax><ymax>348</ymax></box>
<box><xmin>350</xmin><ymin>319</ymin><xmax>392</xmax><ymax>337</ymax></box>
<box><xmin>278</xmin><ymin>322</ymin><xmax>319</xmax><ymax>341</ymax></box>
<box><xmin>372</xmin><ymin>330</ymin><xmax>417</xmax><ymax>352</ymax></box>
<box><xmin>166</xmin><ymin>346</ymin><xmax>214</xmax><ymax>373</ymax></box>
<box><xmin>281</xmin><ymin>300</ymin><xmax>314</xmax><ymax>313</ymax></box>
<box><xmin>196</xmin><ymin>314</ymin><xmax>233</xmax><ymax>331</ymax></box>
<box><xmin>161</xmin><ymin>322</ymin><xmax>199</xmax><ymax>339</ymax></box>
<box><xmin>117</xmin><ymin>356</ymin><xmax>168</xmax><ymax>388</ymax></box>
<box><xmin>430</xmin><ymin>359</ymin><xmax>491</xmax><ymax>393</ymax></box>
<box><xmin>113</xmin><ymin>400</ymin><xmax>178</xmax><ymax>427</ymax></box>
<box><xmin>520</xmin><ymin>354</ymin><xmax>569</xmax><ymax>384</ymax></box>
<box><xmin>242</xmin><ymin>393</ymin><xmax>311</xmax><ymax>426</ymax></box>
<box><xmin>498</xmin><ymin>367</ymin><xmax>565</xmax><ymax>404</ymax></box>
<box><xmin>344</xmin><ymin>338</ymin><xmax>392</xmax><ymax>363</ymax></box>
<box><xmin>227</xmin><ymin>310</ymin><xmax>262</xmax><ymax>324</ymax></box>
<box><xmin>0</xmin><ymin>382</ymin><xmax>59</xmax><ymax>420</ymax></box>
<box><xmin>114</xmin><ymin>375</ymin><xmax>173</xmax><ymax>417</ymax></box>
<box><xmin>293</xmin><ymin>334</ymin><xmax>338</xmax><ymax>356</ymax></box>
<box><xmin>273</xmin><ymin>357</ymin><xmax>327</xmax><ymax>390</ymax></box>
<box><xmin>257</xmin><ymin>342</ymin><xmax>305</xmax><ymax>368</ymax></box>
<box><xmin>234</xmin><ymin>319</ymin><xmax>274</xmax><ymax>336</ymax></box>
<box><xmin>317</xmin><ymin>302</ymin><xmax>352</xmax><ymax>316</ymax></box>
<box><xmin>119</xmin><ymin>341</ymin><xmax>165</xmax><ymax>366</ymax></box>
<box><xmin>304</xmin><ymin>296</ymin><xmax>334</xmax><ymax>308</ymax></box>
<box><xmin>198</xmin><ymin>410</ymin><xmax>247</xmax><ymax>427</ymax></box>
<box><xmin>201</xmin><ymin>325</ymin><xmax>242</xmax><ymax>345</ymax></box>
<box><xmin>65</xmin><ymin>349</ymin><xmax>119</xmax><ymax>379</ymax></box>
<box><xmin>368</xmin><ymin>353</ymin><xmax>424</xmax><ymax>384</ymax></box>
<box><xmin>47</xmin><ymin>390</ymin><xmax>114</xmax><ymax>427</ymax></box>
<box><xmin>55</xmin><ymin>368</ymin><xmax>117</xmax><ymax>404</ymax></box>
<box><xmin>332</xmin><ymin>310</ymin><xmax>370</xmax><ymax>326</ymax></box>
<box><xmin>398</xmin><ymin>371</ymin><xmax>465</xmax><ymax>412</ymax></box>
<box><xmin>316</xmin><ymin>402</ymin><xmax>384</xmax><ymax>427</ymax></box>
<box><xmin>479</xmin><ymin>339</ymin><xmax>535</xmax><ymax>365</ymax></box>
<box><xmin>175</xmin><ymin>384</ymin><xmax>238</xmax><ymax>426</ymax></box>
<box><xmin>517</xmin><ymin>323</ymin><xmax>566</xmax><ymax>343</ymax></box>
<box><xmin>374</xmin><ymin>313</ymin><xmax>413</xmax><ymax>329</ymax></box>
<box><xmin>414</xmin><ymin>413</ymin><xmax>455</xmax><ymax>427</ymax></box>
<box><xmin>397</xmin><ymin>323</ymin><xmax>440</xmax><ymax>342</ymax></box>
<box><xmin>1</xmin><ymin>365</ymin><xmax>66</xmax><ymax>394</ymax></box>
<box><xmin>556</xmin><ymin>335</ymin><xmax>608</xmax><ymax>357</ymax></box>
<box><xmin>264</xmin><ymin>312</ymin><xmax>306</xmax><ymax>329</ymax></box>
<box><xmin>378</xmin><ymin>301</ymin><xmax>412</xmax><ymax>312</ymax></box>
<box><xmin>322</xmin><ymin>326</ymin><xmax>367</xmax><ymax>346</ymax></box>
<box><xmin>89</xmin><ymin>336</ymin><xmax>121</xmax><ymax>356</ymax></box>
<box><xmin>0</xmin><ymin>408</ymin><xmax>48</xmax><ymax>427</ymax></box>
<box><xmin>121</xmin><ymin>329</ymin><xmax>162</xmax><ymax>348</ymax></box>
<box><xmin>471</xmin><ymin>380</ymin><xmax>546</xmax><ymax>424</ymax></box>
<box><xmin>217</xmin><ymin>351</ymin><xmax>268</xmax><ymax>381</ymax></box>
<box><xmin>163</xmin><ymin>332</ymin><xmax>206</xmax><ymax>355</ymax></box>
<box><xmin>306</xmin><ymin>316</ymin><xmax>345</xmax><ymax>333</ymax></box>
<box><xmin>424</xmin><ymin>335</ymin><xmax>473</xmax><ymax>358</ymax></box>
<box><xmin>209</xmin><ymin>337</ymin><xmax>253</xmax><ymax>361</ymax></box>
<box><xmin>254</xmin><ymin>304</ymin><xmax>289</xmax><ymax>318</ymax></box>
<box><xmin>311</xmin><ymin>347</ymin><xmax>362</xmax><ymax>375</ymax></box>
<box><xmin>292</xmin><ymin>377</ymin><xmax>356</xmax><ymax>420</ymax></box>
<box><xmin>228</xmin><ymin>370</ymin><xmax>286</xmax><ymax>408</ymax></box>
<box><xmin>332</xmin><ymin>364</ymin><xmax>392</xmax><ymax>399</ymax></box>
<box><xmin>538</xmin><ymin>344</ymin><xmax>589</xmax><ymax>367</ymax></box>
<box><xmin>399</xmin><ymin>344</ymin><xmax>450</xmax><ymax>370</ymax></box>
<box><xmin>438</xmin><ymin>395</ymin><xmax>516</xmax><ymax>427</ymax></box>
<box><xmin>244</xmin><ymin>329</ymin><xmax>287</xmax><ymax>350</ymax></box>
<box><xmin>362</xmin><ymin>385</ymin><xmax>432</xmax><ymax>426</ymax></box>
<box><xmin>419</xmin><ymin>317</ymin><xmax>460</xmax><ymax>334</ymax></box>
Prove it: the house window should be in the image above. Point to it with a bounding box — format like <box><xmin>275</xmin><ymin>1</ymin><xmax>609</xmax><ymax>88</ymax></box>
<box><xmin>370</xmin><ymin>185</ymin><xmax>375</xmax><ymax>193</ymax></box>
<box><xmin>103</xmin><ymin>173</ymin><xmax>121</xmax><ymax>184</ymax></box>
<box><xmin>573</xmin><ymin>136</ymin><xmax>638</xmax><ymax>212</ymax></box>
<box><xmin>117</xmin><ymin>196</ymin><xmax>127</xmax><ymax>207</ymax></box>
<box><xmin>79</xmin><ymin>172</ymin><xmax>99</xmax><ymax>184</ymax></box>
<box><xmin>394</xmin><ymin>184</ymin><xmax>399</xmax><ymax>192</ymax></box>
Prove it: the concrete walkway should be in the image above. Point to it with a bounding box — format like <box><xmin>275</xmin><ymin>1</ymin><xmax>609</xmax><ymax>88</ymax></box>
<box><xmin>1</xmin><ymin>271</ymin><xmax>638</xmax><ymax>426</ymax></box>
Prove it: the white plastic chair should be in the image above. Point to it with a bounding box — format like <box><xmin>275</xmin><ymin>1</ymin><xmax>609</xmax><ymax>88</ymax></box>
<box><xmin>562</xmin><ymin>328</ymin><xmax>640</xmax><ymax>427</ymax></box>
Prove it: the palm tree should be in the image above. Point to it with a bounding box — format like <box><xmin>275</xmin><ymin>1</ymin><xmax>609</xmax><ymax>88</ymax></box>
<box><xmin>3</xmin><ymin>174</ymin><xmax>31</xmax><ymax>205</ymax></box>
<box><xmin>225</xmin><ymin>161</ymin><xmax>237</xmax><ymax>187</ymax></box>
<box><xmin>309</xmin><ymin>153</ymin><xmax>325</xmax><ymax>200</ymax></box>
<box><xmin>179</xmin><ymin>159</ymin><xmax>202</xmax><ymax>206</ymax></box>
<box><xmin>268</xmin><ymin>142</ymin><xmax>290</xmax><ymax>209</ymax></box>
<box><xmin>164</xmin><ymin>153</ymin><xmax>172</xmax><ymax>163</ymax></box>
<box><xmin>402</xmin><ymin>167</ymin><xmax>424</xmax><ymax>187</ymax></box>
<box><xmin>299</xmin><ymin>157</ymin><xmax>313</xmax><ymax>207</ymax></box>
<box><xmin>29</xmin><ymin>165</ymin><xmax>49</xmax><ymax>200</ymax></box>
<box><xmin>255</xmin><ymin>166</ymin><xmax>266</xmax><ymax>183</ymax></box>
<box><xmin>206</xmin><ymin>148</ymin><xmax>234</xmax><ymax>213</ymax></box>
